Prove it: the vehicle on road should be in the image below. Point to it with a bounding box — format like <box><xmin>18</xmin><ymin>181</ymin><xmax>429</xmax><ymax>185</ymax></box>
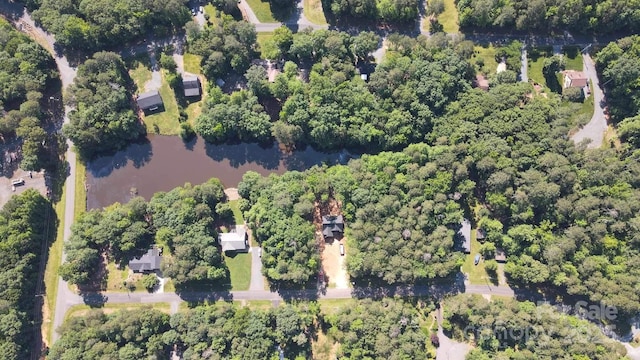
<box><xmin>258</xmin><ymin>247</ymin><xmax>262</xmax><ymax>257</ymax></box>
<box><xmin>340</xmin><ymin>243</ymin><xmax>345</xmax><ymax>256</ymax></box>
<box><xmin>474</xmin><ymin>254</ymin><xmax>481</xmax><ymax>265</ymax></box>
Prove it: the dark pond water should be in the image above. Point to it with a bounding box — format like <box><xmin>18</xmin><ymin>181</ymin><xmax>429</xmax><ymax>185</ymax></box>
<box><xmin>86</xmin><ymin>135</ymin><xmax>354</xmax><ymax>209</ymax></box>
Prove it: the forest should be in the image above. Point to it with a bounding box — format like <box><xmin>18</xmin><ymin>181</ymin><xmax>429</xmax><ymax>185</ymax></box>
<box><xmin>0</xmin><ymin>19</ymin><xmax>58</xmax><ymax>171</ymax></box>
<box><xmin>326</xmin><ymin>0</ymin><xmax>419</xmax><ymax>23</ymax></box>
<box><xmin>0</xmin><ymin>190</ymin><xmax>55</xmax><ymax>360</ymax></box>
<box><xmin>62</xmin><ymin>52</ymin><xmax>144</xmax><ymax>159</ymax></box>
<box><xmin>456</xmin><ymin>0</ymin><xmax>640</xmax><ymax>34</ymax></box>
<box><xmin>194</xmin><ymin>27</ymin><xmax>475</xmax><ymax>152</ymax></box>
<box><xmin>29</xmin><ymin>0</ymin><xmax>190</xmax><ymax>53</ymax></box>
<box><xmin>60</xmin><ymin>179</ymin><xmax>230</xmax><ymax>290</ymax></box>
<box><xmin>444</xmin><ymin>294</ymin><xmax>626</xmax><ymax>359</ymax></box>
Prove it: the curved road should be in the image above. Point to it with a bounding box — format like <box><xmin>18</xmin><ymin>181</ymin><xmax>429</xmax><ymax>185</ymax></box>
<box><xmin>572</xmin><ymin>53</ymin><xmax>608</xmax><ymax>148</ymax></box>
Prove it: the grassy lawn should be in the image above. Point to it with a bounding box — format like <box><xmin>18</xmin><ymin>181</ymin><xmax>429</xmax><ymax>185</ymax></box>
<box><xmin>257</xmin><ymin>32</ymin><xmax>274</xmax><ymax>59</ymax></box>
<box><xmin>245</xmin><ymin>0</ymin><xmax>278</xmax><ymax>22</ymax></box>
<box><xmin>164</xmin><ymin>279</ymin><xmax>175</xmax><ymax>293</ymax></box>
<box><xmin>42</xmin><ymin>188</ymin><xmax>66</xmax><ymax>345</ymax></box>
<box><xmin>438</xmin><ymin>0</ymin><xmax>459</xmax><ymax>33</ymax></box>
<box><xmin>224</xmin><ymin>252</ymin><xmax>251</xmax><ymax>290</ymax></box>
<box><xmin>183</xmin><ymin>53</ymin><xmax>202</xmax><ymax>74</ymax></box>
<box><xmin>75</xmin><ymin>157</ymin><xmax>86</xmax><ymax>217</ymax></box>
<box><xmin>126</xmin><ymin>54</ymin><xmax>153</xmax><ymax>91</ymax></box>
<box><xmin>460</xmin><ymin>229</ymin><xmax>497</xmax><ymax>285</ymax></box>
<box><xmin>472</xmin><ymin>45</ymin><xmax>498</xmax><ymax>76</ymax></box>
<box><xmin>563</xmin><ymin>46</ymin><xmax>583</xmax><ymax>71</ymax></box>
<box><xmin>143</xmin><ymin>70</ymin><xmax>181</xmax><ymax>135</ymax></box>
<box><xmin>105</xmin><ymin>262</ymin><xmax>147</xmax><ymax>292</ymax></box>
<box><xmin>528</xmin><ymin>47</ymin><xmax>553</xmax><ymax>90</ymax></box>
<box><xmin>182</xmin><ymin>53</ymin><xmax>206</xmax><ymax>123</ymax></box>
<box><xmin>318</xmin><ymin>298</ymin><xmax>357</xmax><ymax>315</ymax></box>
<box><xmin>228</xmin><ymin>200</ymin><xmax>244</xmax><ymax>224</ymax></box>
<box><xmin>65</xmin><ymin>303</ymin><xmax>171</xmax><ymax>320</ymax></box>
<box><xmin>303</xmin><ymin>0</ymin><xmax>327</xmax><ymax>25</ymax></box>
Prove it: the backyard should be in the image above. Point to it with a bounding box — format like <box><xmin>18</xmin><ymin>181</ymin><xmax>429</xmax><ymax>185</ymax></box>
<box><xmin>143</xmin><ymin>69</ymin><xmax>181</xmax><ymax>135</ymax></box>
<box><xmin>438</xmin><ymin>0</ymin><xmax>459</xmax><ymax>33</ymax></box>
<box><xmin>460</xmin><ymin>228</ymin><xmax>499</xmax><ymax>286</ymax></box>
<box><xmin>303</xmin><ymin>0</ymin><xmax>327</xmax><ymax>25</ymax></box>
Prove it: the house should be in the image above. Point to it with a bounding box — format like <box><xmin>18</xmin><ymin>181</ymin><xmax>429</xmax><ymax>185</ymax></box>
<box><xmin>322</xmin><ymin>215</ymin><xmax>344</xmax><ymax>239</ymax></box>
<box><xmin>458</xmin><ymin>219</ymin><xmax>471</xmax><ymax>253</ymax></box>
<box><xmin>129</xmin><ymin>247</ymin><xmax>162</xmax><ymax>273</ymax></box>
<box><xmin>219</xmin><ymin>224</ymin><xmax>248</xmax><ymax>252</ymax></box>
<box><xmin>563</xmin><ymin>70</ymin><xmax>588</xmax><ymax>89</ymax></box>
<box><xmin>495</xmin><ymin>248</ymin><xmax>507</xmax><ymax>263</ymax></box>
<box><xmin>182</xmin><ymin>75</ymin><xmax>201</xmax><ymax>97</ymax></box>
<box><xmin>137</xmin><ymin>90</ymin><xmax>163</xmax><ymax>112</ymax></box>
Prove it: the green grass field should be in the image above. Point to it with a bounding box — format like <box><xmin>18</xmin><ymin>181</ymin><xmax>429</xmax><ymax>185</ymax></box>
<box><xmin>143</xmin><ymin>70</ymin><xmax>181</xmax><ymax>135</ymax></box>
<box><xmin>563</xmin><ymin>46</ymin><xmax>584</xmax><ymax>71</ymax></box>
<box><xmin>245</xmin><ymin>0</ymin><xmax>278</xmax><ymax>22</ymax></box>
<box><xmin>43</xmin><ymin>186</ymin><xmax>67</xmax><ymax>345</ymax></box>
<box><xmin>74</xmin><ymin>158</ymin><xmax>86</xmax><ymax>217</ymax></box>
<box><xmin>228</xmin><ymin>200</ymin><xmax>244</xmax><ymax>224</ymax></box>
<box><xmin>64</xmin><ymin>303</ymin><xmax>172</xmax><ymax>321</ymax></box>
<box><xmin>438</xmin><ymin>0</ymin><xmax>459</xmax><ymax>33</ymax></box>
<box><xmin>460</xmin><ymin>229</ymin><xmax>497</xmax><ymax>285</ymax></box>
<box><xmin>319</xmin><ymin>299</ymin><xmax>357</xmax><ymax>315</ymax></box>
<box><xmin>183</xmin><ymin>53</ymin><xmax>202</xmax><ymax>74</ymax></box>
<box><xmin>303</xmin><ymin>0</ymin><xmax>327</xmax><ymax>25</ymax></box>
<box><xmin>472</xmin><ymin>45</ymin><xmax>499</xmax><ymax>76</ymax></box>
<box><xmin>224</xmin><ymin>252</ymin><xmax>251</xmax><ymax>290</ymax></box>
<box><xmin>528</xmin><ymin>47</ymin><xmax>553</xmax><ymax>90</ymax></box>
<box><xmin>256</xmin><ymin>32</ymin><xmax>275</xmax><ymax>59</ymax></box>
<box><xmin>127</xmin><ymin>55</ymin><xmax>153</xmax><ymax>91</ymax></box>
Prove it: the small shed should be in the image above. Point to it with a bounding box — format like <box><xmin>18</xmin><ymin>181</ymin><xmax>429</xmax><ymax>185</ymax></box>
<box><xmin>495</xmin><ymin>248</ymin><xmax>507</xmax><ymax>263</ymax></box>
<box><xmin>475</xmin><ymin>74</ymin><xmax>489</xmax><ymax>91</ymax></box>
<box><xmin>458</xmin><ymin>219</ymin><xmax>471</xmax><ymax>253</ymax></box>
<box><xmin>182</xmin><ymin>75</ymin><xmax>201</xmax><ymax>97</ymax></box>
<box><xmin>476</xmin><ymin>228</ymin><xmax>486</xmax><ymax>241</ymax></box>
<box><xmin>129</xmin><ymin>247</ymin><xmax>162</xmax><ymax>273</ymax></box>
<box><xmin>219</xmin><ymin>225</ymin><xmax>248</xmax><ymax>252</ymax></box>
<box><xmin>137</xmin><ymin>91</ymin><xmax>163</xmax><ymax>112</ymax></box>
<box><xmin>322</xmin><ymin>215</ymin><xmax>344</xmax><ymax>239</ymax></box>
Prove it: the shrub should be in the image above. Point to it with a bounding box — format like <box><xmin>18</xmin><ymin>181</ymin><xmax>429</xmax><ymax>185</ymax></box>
<box><xmin>141</xmin><ymin>274</ymin><xmax>160</xmax><ymax>292</ymax></box>
<box><xmin>563</xmin><ymin>87</ymin><xmax>584</xmax><ymax>102</ymax></box>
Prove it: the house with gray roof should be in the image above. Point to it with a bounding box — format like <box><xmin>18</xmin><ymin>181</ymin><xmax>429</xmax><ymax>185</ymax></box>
<box><xmin>322</xmin><ymin>215</ymin><xmax>344</xmax><ymax>239</ymax></box>
<box><xmin>219</xmin><ymin>224</ymin><xmax>248</xmax><ymax>252</ymax></box>
<box><xmin>128</xmin><ymin>247</ymin><xmax>162</xmax><ymax>272</ymax></box>
<box><xmin>137</xmin><ymin>90</ymin><xmax>163</xmax><ymax>113</ymax></box>
<box><xmin>182</xmin><ymin>75</ymin><xmax>201</xmax><ymax>97</ymax></box>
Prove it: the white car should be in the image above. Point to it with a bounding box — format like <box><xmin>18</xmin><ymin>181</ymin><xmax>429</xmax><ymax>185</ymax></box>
<box><xmin>258</xmin><ymin>248</ymin><xmax>262</xmax><ymax>257</ymax></box>
<box><xmin>339</xmin><ymin>243</ymin><xmax>345</xmax><ymax>256</ymax></box>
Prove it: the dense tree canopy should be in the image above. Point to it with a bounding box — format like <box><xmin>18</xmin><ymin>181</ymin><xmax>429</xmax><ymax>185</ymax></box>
<box><xmin>62</xmin><ymin>52</ymin><xmax>144</xmax><ymax>159</ymax></box>
<box><xmin>328</xmin><ymin>0</ymin><xmax>419</xmax><ymax>22</ymax></box>
<box><xmin>241</xmin><ymin>142</ymin><xmax>468</xmax><ymax>286</ymax></box>
<box><xmin>445</xmin><ymin>294</ymin><xmax>626</xmax><ymax>359</ymax></box>
<box><xmin>32</xmin><ymin>0</ymin><xmax>190</xmax><ymax>53</ymax></box>
<box><xmin>185</xmin><ymin>14</ymin><xmax>258</xmax><ymax>80</ymax></box>
<box><xmin>325</xmin><ymin>299</ymin><xmax>428</xmax><ymax>359</ymax></box>
<box><xmin>0</xmin><ymin>20</ymin><xmax>57</xmax><ymax>171</ymax></box>
<box><xmin>596</xmin><ymin>35</ymin><xmax>640</xmax><ymax>123</ymax></box>
<box><xmin>456</xmin><ymin>0</ymin><xmax>640</xmax><ymax>33</ymax></box>
<box><xmin>61</xmin><ymin>179</ymin><xmax>229</xmax><ymax>289</ymax></box>
<box><xmin>0</xmin><ymin>190</ymin><xmax>55</xmax><ymax>359</ymax></box>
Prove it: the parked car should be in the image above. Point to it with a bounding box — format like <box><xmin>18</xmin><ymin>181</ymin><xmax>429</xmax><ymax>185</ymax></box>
<box><xmin>258</xmin><ymin>247</ymin><xmax>262</xmax><ymax>257</ymax></box>
<box><xmin>474</xmin><ymin>254</ymin><xmax>481</xmax><ymax>265</ymax></box>
<box><xmin>11</xmin><ymin>178</ymin><xmax>24</xmax><ymax>186</ymax></box>
<box><xmin>339</xmin><ymin>243</ymin><xmax>345</xmax><ymax>256</ymax></box>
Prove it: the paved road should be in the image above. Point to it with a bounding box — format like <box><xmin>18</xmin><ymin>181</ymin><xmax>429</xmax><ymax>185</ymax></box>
<box><xmin>249</xmin><ymin>247</ymin><xmax>265</xmax><ymax>291</ymax></box>
<box><xmin>572</xmin><ymin>53</ymin><xmax>608</xmax><ymax>148</ymax></box>
<box><xmin>520</xmin><ymin>47</ymin><xmax>528</xmax><ymax>82</ymax></box>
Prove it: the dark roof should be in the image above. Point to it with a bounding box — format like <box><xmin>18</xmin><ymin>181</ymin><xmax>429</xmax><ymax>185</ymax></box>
<box><xmin>137</xmin><ymin>91</ymin><xmax>163</xmax><ymax>110</ymax></box>
<box><xmin>128</xmin><ymin>247</ymin><xmax>162</xmax><ymax>272</ymax></box>
<box><xmin>322</xmin><ymin>215</ymin><xmax>344</xmax><ymax>238</ymax></box>
<box><xmin>183</xmin><ymin>76</ymin><xmax>201</xmax><ymax>97</ymax></box>
<box><xmin>495</xmin><ymin>248</ymin><xmax>507</xmax><ymax>262</ymax></box>
<box><xmin>476</xmin><ymin>228</ymin><xmax>486</xmax><ymax>240</ymax></box>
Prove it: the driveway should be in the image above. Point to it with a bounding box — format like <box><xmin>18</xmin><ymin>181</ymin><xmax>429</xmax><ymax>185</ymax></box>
<box><xmin>572</xmin><ymin>53</ymin><xmax>608</xmax><ymax>148</ymax></box>
<box><xmin>249</xmin><ymin>246</ymin><xmax>265</xmax><ymax>291</ymax></box>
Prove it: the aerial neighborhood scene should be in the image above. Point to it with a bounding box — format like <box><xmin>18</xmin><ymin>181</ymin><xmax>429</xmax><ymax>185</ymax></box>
<box><xmin>2</xmin><ymin>0</ymin><xmax>640</xmax><ymax>358</ymax></box>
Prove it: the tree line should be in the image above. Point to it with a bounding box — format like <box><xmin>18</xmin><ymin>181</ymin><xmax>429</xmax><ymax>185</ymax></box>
<box><xmin>0</xmin><ymin>190</ymin><xmax>56</xmax><ymax>359</ymax></box>
<box><xmin>29</xmin><ymin>0</ymin><xmax>190</xmax><ymax>54</ymax></box>
<box><xmin>444</xmin><ymin>294</ymin><xmax>626</xmax><ymax>359</ymax></box>
<box><xmin>60</xmin><ymin>178</ymin><xmax>231</xmax><ymax>290</ymax></box>
<box><xmin>50</xmin><ymin>299</ymin><xmax>429</xmax><ymax>359</ymax></box>
<box><xmin>455</xmin><ymin>0</ymin><xmax>640</xmax><ymax>34</ymax></box>
<box><xmin>0</xmin><ymin>19</ymin><xmax>58</xmax><ymax>171</ymax></box>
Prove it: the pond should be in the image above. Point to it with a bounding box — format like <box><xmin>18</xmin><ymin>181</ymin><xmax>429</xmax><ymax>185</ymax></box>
<box><xmin>86</xmin><ymin>135</ymin><xmax>354</xmax><ymax>210</ymax></box>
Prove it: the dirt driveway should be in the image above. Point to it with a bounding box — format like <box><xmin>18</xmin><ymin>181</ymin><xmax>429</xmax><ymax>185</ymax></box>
<box><xmin>321</xmin><ymin>236</ymin><xmax>350</xmax><ymax>289</ymax></box>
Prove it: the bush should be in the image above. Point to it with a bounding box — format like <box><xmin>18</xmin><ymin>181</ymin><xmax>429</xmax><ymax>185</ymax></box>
<box><xmin>563</xmin><ymin>87</ymin><xmax>584</xmax><ymax>102</ymax></box>
<box><xmin>160</xmin><ymin>53</ymin><xmax>177</xmax><ymax>72</ymax></box>
<box><xmin>485</xmin><ymin>259</ymin><xmax>498</xmax><ymax>273</ymax></box>
<box><xmin>141</xmin><ymin>274</ymin><xmax>160</xmax><ymax>292</ymax></box>
<box><xmin>179</xmin><ymin>122</ymin><xmax>196</xmax><ymax>140</ymax></box>
<box><xmin>215</xmin><ymin>202</ymin><xmax>233</xmax><ymax>221</ymax></box>
<box><xmin>427</xmin><ymin>0</ymin><xmax>445</xmax><ymax>15</ymax></box>
<box><xmin>479</xmin><ymin>242</ymin><xmax>496</xmax><ymax>258</ymax></box>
